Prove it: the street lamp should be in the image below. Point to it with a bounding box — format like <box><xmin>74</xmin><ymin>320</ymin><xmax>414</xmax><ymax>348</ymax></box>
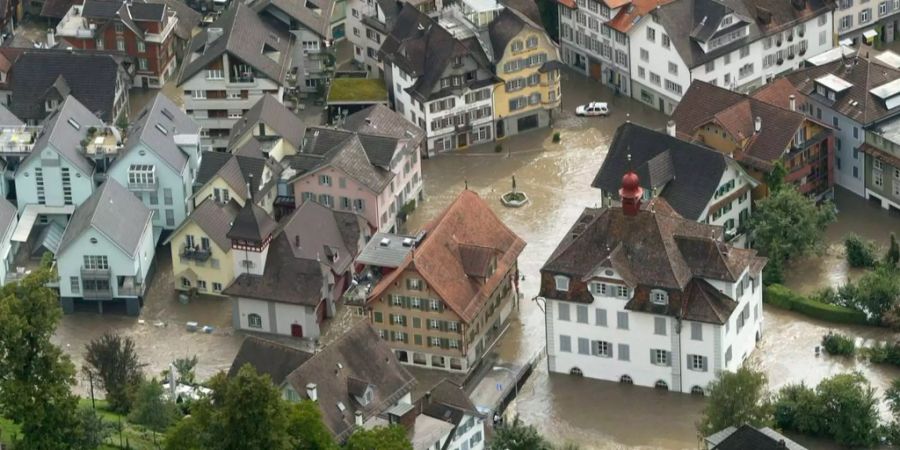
<box><xmin>493</xmin><ymin>366</ymin><xmax>517</xmax><ymax>413</ymax></box>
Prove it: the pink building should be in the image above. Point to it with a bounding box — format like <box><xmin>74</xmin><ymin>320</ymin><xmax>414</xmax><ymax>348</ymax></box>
<box><xmin>281</xmin><ymin>124</ymin><xmax>424</xmax><ymax>233</ymax></box>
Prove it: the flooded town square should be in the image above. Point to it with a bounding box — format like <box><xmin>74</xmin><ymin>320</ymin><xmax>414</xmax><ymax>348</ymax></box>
<box><xmin>52</xmin><ymin>69</ymin><xmax>900</xmax><ymax>449</ymax></box>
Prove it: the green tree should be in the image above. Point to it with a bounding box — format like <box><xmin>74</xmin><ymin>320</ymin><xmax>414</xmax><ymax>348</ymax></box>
<box><xmin>490</xmin><ymin>416</ymin><xmax>553</xmax><ymax>450</ymax></box>
<box><xmin>851</xmin><ymin>265</ymin><xmax>900</xmax><ymax>322</ymax></box>
<box><xmin>748</xmin><ymin>187</ymin><xmax>836</xmax><ymax>283</ymax></box>
<box><xmin>0</xmin><ymin>259</ymin><xmax>81</xmax><ymax>449</ymax></box>
<box><xmin>84</xmin><ymin>332</ymin><xmax>146</xmax><ymax>413</ymax></box>
<box><xmin>535</xmin><ymin>0</ymin><xmax>559</xmax><ymax>41</ymax></box>
<box><xmin>290</xmin><ymin>401</ymin><xmax>337</xmax><ymax>450</ymax></box>
<box><xmin>71</xmin><ymin>407</ymin><xmax>113</xmax><ymax>450</ymax></box>
<box><xmin>173</xmin><ymin>356</ymin><xmax>199</xmax><ymax>385</ymax></box>
<box><xmin>764</xmin><ymin>160</ymin><xmax>789</xmax><ymax>193</ymax></box>
<box><xmin>344</xmin><ymin>425</ymin><xmax>412</xmax><ymax>450</ymax></box>
<box><xmin>128</xmin><ymin>379</ymin><xmax>180</xmax><ymax>433</ymax></box>
<box><xmin>698</xmin><ymin>367</ymin><xmax>773</xmax><ymax>435</ymax></box>
<box><xmin>773</xmin><ymin>383</ymin><xmax>823</xmax><ymax>435</ymax></box>
<box><xmin>884</xmin><ymin>378</ymin><xmax>900</xmax><ymax>445</ymax></box>
<box><xmin>886</xmin><ymin>232</ymin><xmax>900</xmax><ymax>268</ymax></box>
<box><xmin>816</xmin><ymin>373</ymin><xmax>880</xmax><ymax>447</ymax></box>
<box><xmin>164</xmin><ymin>364</ymin><xmax>295</xmax><ymax>450</ymax></box>
<box><xmin>844</xmin><ymin>233</ymin><xmax>878</xmax><ymax>268</ymax></box>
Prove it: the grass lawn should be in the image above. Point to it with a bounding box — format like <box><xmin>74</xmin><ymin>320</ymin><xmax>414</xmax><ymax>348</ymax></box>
<box><xmin>327</xmin><ymin>78</ymin><xmax>388</xmax><ymax>103</ymax></box>
<box><xmin>1</xmin><ymin>399</ymin><xmax>162</xmax><ymax>449</ymax></box>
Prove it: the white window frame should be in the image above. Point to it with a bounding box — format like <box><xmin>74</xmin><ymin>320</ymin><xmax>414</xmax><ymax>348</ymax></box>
<box><xmin>554</xmin><ymin>275</ymin><xmax>569</xmax><ymax>291</ymax></box>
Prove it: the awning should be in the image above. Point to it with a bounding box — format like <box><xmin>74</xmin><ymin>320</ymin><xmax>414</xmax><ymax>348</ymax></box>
<box><xmin>863</xmin><ymin>29</ymin><xmax>878</xmax><ymax>40</ymax></box>
<box><xmin>11</xmin><ymin>204</ymin><xmax>75</xmax><ymax>242</ymax></box>
<box><xmin>839</xmin><ymin>38</ymin><xmax>853</xmax><ymax>47</ymax></box>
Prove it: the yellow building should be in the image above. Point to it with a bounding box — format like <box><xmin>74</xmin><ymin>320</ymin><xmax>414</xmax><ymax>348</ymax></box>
<box><xmin>164</xmin><ymin>198</ymin><xmax>240</xmax><ymax>296</ymax></box>
<box><xmin>191</xmin><ymin>151</ymin><xmax>280</xmax><ymax>214</ymax></box>
<box><xmin>227</xmin><ymin>95</ymin><xmax>304</xmax><ymax>162</ymax></box>
<box><xmin>490</xmin><ymin>5</ymin><xmax>562</xmax><ymax>138</ymax></box>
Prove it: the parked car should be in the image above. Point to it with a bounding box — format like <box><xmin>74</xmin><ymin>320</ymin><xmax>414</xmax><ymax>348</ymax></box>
<box><xmin>575</xmin><ymin>102</ymin><xmax>609</xmax><ymax>116</ymax></box>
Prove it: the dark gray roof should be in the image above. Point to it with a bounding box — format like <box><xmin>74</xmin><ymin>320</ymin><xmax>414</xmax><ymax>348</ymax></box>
<box><xmin>82</xmin><ymin>0</ymin><xmax>122</xmax><ymax>18</ymax></box>
<box><xmin>20</xmin><ymin>96</ymin><xmax>102</xmax><ymax>177</ymax></box>
<box><xmin>709</xmin><ymin>425</ymin><xmax>806</xmax><ymax>450</ymax></box>
<box><xmin>357</xmin><ymin>133</ymin><xmax>400</xmax><ymax>169</ymax></box>
<box><xmin>341</xmin><ymin>104</ymin><xmax>425</xmax><ymax>148</ymax></box>
<box><xmin>228</xmin><ymin>336</ymin><xmax>312</xmax><ymax>385</ymax></box>
<box><xmin>228</xmin><ymin>95</ymin><xmax>306</xmax><ymax>150</ymax></box>
<box><xmin>355</xmin><ymin>232</ymin><xmax>415</xmax><ymax>268</ymax></box>
<box><xmin>227</xmin><ymin>201</ymin><xmax>277</xmax><ymax>242</ymax></box>
<box><xmin>249</xmin><ymin>0</ymin><xmax>336</xmax><ymax>38</ymax></box>
<box><xmin>278</xmin><ymin>200</ymin><xmax>366</xmax><ymax>274</ymax></box>
<box><xmin>147</xmin><ymin>0</ymin><xmax>201</xmax><ymax>41</ymax></box>
<box><xmin>129</xmin><ymin>2</ymin><xmax>165</xmax><ymax>20</ymax></box>
<box><xmin>0</xmin><ymin>103</ymin><xmax>24</xmax><ymax>127</ymax></box>
<box><xmin>41</xmin><ymin>0</ymin><xmax>76</xmax><ymax>18</ymax></box>
<box><xmin>379</xmin><ymin>4</ymin><xmax>497</xmax><ymax>101</ymax></box>
<box><xmin>117</xmin><ymin>93</ymin><xmax>199</xmax><ymax>173</ymax></box>
<box><xmin>285</xmin><ymin>128</ymin><xmax>393</xmax><ymax>193</ymax></box>
<box><xmin>164</xmin><ymin>197</ymin><xmax>240</xmax><ymax>250</ymax></box>
<box><xmin>488</xmin><ymin>9</ymin><xmax>526</xmax><ymax>61</ymax></box>
<box><xmin>223</xmin><ymin>234</ymin><xmax>328</xmax><ymax>305</ymax></box>
<box><xmin>57</xmin><ymin>179</ymin><xmax>152</xmax><ymax>257</ymax></box>
<box><xmin>195</xmin><ymin>151</ymin><xmax>275</xmax><ymax>204</ymax></box>
<box><xmin>655</xmin><ymin>0</ymin><xmax>832</xmax><ymax>69</ymax></box>
<box><xmin>592</xmin><ymin>123</ymin><xmax>730</xmax><ymax>221</ymax></box>
<box><xmin>178</xmin><ymin>4</ymin><xmax>293</xmax><ymax>85</ymax></box>
<box><xmin>283</xmin><ymin>322</ymin><xmax>416</xmax><ymax>439</ymax></box>
<box><xmin>9</xmin><ymin>50</ymin><xmax>124</xmax><ymax>122</ymax></box>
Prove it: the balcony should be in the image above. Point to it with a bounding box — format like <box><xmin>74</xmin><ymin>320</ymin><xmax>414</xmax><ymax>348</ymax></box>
<box><xmin>81</xmin><ymin>267</ymin><xmax>111</xmax><ymax>280</ymax></box>
<box><xmin>117</xmin><ymin>277</ymin><xmax>143</xmax><ymax>297</ymax></box>
<box><xmin>180</xmin><ymin>244</ymin><xmax>212</xmax><ymax>262</ymax></box>
<box><xmin>84</xmin><ymin>131</ymin><xmax>123</xmax><ymax>156</ymax></box>
<box><xmin>127</xmin><ymin>180</ymin><xmax>159</xmax><ymax>191</ymax></box>
<box><xmin>82</xmin><ymin>288</ymin><xmax>113</xmax><ymax>300</ymax></box>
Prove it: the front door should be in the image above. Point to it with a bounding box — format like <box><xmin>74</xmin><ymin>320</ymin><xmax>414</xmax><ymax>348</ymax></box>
<box><xmin>496</xmin><ymin>120</ymin><xmax>505</xmax><ymax>139</ymax></box>
<box><xmin>142</xmin><ymin>77</ymin><xmax>149</xmax><ymax>89</ymax></box>
<box><xmin>658</xmin><ymin>97</ymin><xmax>665</xmax><ymax>112</ymax></box>
<box><xmin>291</xmin><ymin>323</ymin><xmax>303</xmax><ymax>337</ymax></box>
<box><xmin>457</xmin><ymin>132</ymin><xmax>468</xmax><ymax>148</ymax></box>
<box><xmin>589</xmin><ymin>62</ymin><xmax>602</xmax><ymax>80</ymax></box>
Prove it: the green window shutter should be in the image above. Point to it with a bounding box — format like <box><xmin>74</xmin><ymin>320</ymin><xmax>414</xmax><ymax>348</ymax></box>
<box><xmin>413</xmin><ymin>317</ymin><xmax>421</xmax><ymax>328</ymax></box>
<box><xmin>402</xmin><ymin>296</ymin><xmax>410</xmax><ymax>308</ymax></box>
<box><xmin>414</xmin><ymin>334</ymin><xmax>422</xmax><ymax>345</ymax></box>
<box><xmin>374</xmin><ymin>312</ymin><xmax>383</xmax><ymax>323</ymax></box>
<box><xmin>441</xmin><ymin>338</ymin><xmax>449</xmax><ymax>349</ymax></box>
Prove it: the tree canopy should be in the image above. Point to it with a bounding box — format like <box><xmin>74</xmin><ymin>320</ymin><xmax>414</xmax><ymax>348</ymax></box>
<box><xmin>699</xmin><ymin>367</ymin><xmax>773</xmax><ymax>435</ymax></box>
<box><xmin>490</xmin><ymin>416</ymin><xmax>553</xmax><ymax>450</ymax></box>
<box><xmin>84</xmin><ymin>332</ymin><xmax>146</xmax><ymax>413</ymax></box>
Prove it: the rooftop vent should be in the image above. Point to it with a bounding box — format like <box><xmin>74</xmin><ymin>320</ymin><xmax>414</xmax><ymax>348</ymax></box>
<box><xmin>402</xmin><ymin>237</ymin><xmax>414</xmax><ymax>247</ymax></box>
<box><xmin>379</xmin><ymin>237</ymin><xmax>391</xmax><ymax>247</ymax></box>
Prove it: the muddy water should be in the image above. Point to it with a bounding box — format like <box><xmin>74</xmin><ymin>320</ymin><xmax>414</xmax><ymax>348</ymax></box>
<box><xmin>404</xmin><ymin>71</ymin><xmax>900</xmax><ymax>449</ymax></box>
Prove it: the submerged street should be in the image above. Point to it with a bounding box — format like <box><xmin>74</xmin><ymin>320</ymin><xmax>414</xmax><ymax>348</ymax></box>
<box><xmin>51</xmin><ymin>69</ymin><xmax>900</xmax><ymax>449</ymax></box>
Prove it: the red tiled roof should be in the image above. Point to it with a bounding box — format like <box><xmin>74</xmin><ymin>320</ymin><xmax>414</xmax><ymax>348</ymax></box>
<box><xmin>367</xmin><ymin>190</ymin><xmax>526</xmax><ymax>323</ymax></box>
<box><xmin>606</xmin><ymin>0</ymin><xmax>675</xmax><ymax>34</ymax></box>
<box><xmin>603</xmin><ymin>0</ymin><xmax>630</xmax><ymax>8</ymax></box>
<box><xmin>751</xmin><ymin>77</ymin><xmax>801</xmax><ymax>110</ymax></box>
<box><xmin>557</xmin><ymin>0</ymin><xmax>576</xmax><ymax>9</ymax></box>
<box><xmin>860</xmin><ymin>142</ymin><xmax>900</xmax><ymax>168</ymax></box>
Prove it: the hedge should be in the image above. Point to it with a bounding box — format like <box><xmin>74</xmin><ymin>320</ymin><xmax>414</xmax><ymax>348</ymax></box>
<box><xmin>764</xmin><ymin>284</ymin><xmax>869</xmax><ymax>326</ymax></box>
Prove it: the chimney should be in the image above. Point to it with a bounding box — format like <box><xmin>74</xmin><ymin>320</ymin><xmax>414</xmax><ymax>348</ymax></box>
<box><xmin>46</xmin><ymin>28</ymin><xmax>56</xmax><ymax>47</ymax></box>
<box><xmin>306</xmin><ymin>383</ymin><xmax>318</xmax><ymax>401</ymax></box>
<box><xmin>354</xmin><ymin>411</ymin><xmax>363</xmax><ymax>426</ymax></box>
<box><xmin>789</xmin><ymin>94</ymin><xmax>796</xmax><ymax>111</ymax></box>
<box><xmin>754</xmin><ymin>116</ymin><xmax>762</xmax><ymax>133</ymax></box>
<box><xmin>666</xmin><ymin>120</ymin><xmax>676</xmax><ymax>137</ymax></box>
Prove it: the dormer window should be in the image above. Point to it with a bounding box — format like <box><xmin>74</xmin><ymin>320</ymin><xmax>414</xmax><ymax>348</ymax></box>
<box><xmin>554</xmin><ymin>275</ymin><xmax>569</xmax><ymax>292</ymax></box>
<box><xmin>406</xmin><ymin>278</ymin><xmax>423</xmax><ymax>291</ymax></box>
<box><xmin>651</xmin><ymin>289</ymin><xmax>669</xmax><ymax>306</ymax></box>
<box><xmin>721</xmin><ymin>15</ymin><xmax>733</xmax><ymax>26</ymax></box>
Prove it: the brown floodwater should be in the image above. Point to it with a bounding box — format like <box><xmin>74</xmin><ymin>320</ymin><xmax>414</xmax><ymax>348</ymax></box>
<box><xmin>404</xmin><ymin>70</ymin><xmax>900</xmax><ymax>449</ymax></box>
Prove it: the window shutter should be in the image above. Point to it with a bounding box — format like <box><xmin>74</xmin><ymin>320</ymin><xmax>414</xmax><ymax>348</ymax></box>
<box><xmin>441</xmin><ymin>338</ymin><xmax>449</xmax><ymax>349</ymax></box>
<box><xmin>389</xmin><ymin>314</ymin><xmax>394</xmax><ymax>323</ymax></box>
<box><xmin>666</xmin><ymin>351</ymin><xmax>672</xmax><ymax>366</ymax></box>
<box><xmin>441</xmin><ymin>321</ymin><xmax>448</xmax><ymax>332</ymax></box>
<box><xmin>650</xmin><ymin>349</ymin><xmax>655</xmax><ymax>364</ymax></box>
<box><xmin>402</xmin><ymin>296</ymin><xmax>409</xmax><ymax>308</ymax></box>
<box><xmin>702</xmin><ymin>356</ymin><xmax>708</xmax><ymax>372</ymax></box>
<box><xmin>413</xmin><ymin>317</ymin><xmax>421</xmax><ymax>328</ymax></box>
<box><xmin>596</xmin><ymin>309</ymin><xmax>607</xmax><ymax>327</ymax></box>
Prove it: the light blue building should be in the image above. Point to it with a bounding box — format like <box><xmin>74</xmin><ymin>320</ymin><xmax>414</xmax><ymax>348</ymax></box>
<box><xmin>0</xmin><ymin>198</ymin><xmax>19</xmax><ymax>285</ymax></box>
<box><xmin>56</xmin><ymin>179</ymin><xmax>155</xmax><ymax>315</ymax></box>
<box><xmin>107</xmin><ymin>93</ymin><xmax>201</xmax><ymax>240</ymax></box>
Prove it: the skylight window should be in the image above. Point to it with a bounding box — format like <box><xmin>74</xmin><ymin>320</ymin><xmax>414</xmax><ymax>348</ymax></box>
<box><xmin>155</xmin><ymin>123</ymin><xmax>168</xmax><ymax>135</ymax></box>
<box><xmin>67</xmin><ymin>118</ymin><xmax>80</xmax><ymax>130</ymax></box>
<box><xmin>161</xmin><ymin>108</ymin><xmax>174</xmax><ymax>121</ymax></box>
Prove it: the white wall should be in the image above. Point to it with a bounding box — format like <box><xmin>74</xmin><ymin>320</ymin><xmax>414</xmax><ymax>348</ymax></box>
<box><xmin>234</xmin><ymin>296</ymin><xmax>322</xmax><ymax>338</ymax></box>
<box><xmin>806</xmin><ymin>99</ymin><xmax>866</xmax><ymax>196</ymax></box>
<box><xmin>834</xmin><ymin>0</ymin><xmax>900</xmax><ymax>41</ymax></box>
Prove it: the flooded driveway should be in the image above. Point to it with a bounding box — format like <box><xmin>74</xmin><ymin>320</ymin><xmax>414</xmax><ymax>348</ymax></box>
<box><xmin>405</xmin><ymin>69</ymin><xmax>900</xmax><ymax>449</ymax></box>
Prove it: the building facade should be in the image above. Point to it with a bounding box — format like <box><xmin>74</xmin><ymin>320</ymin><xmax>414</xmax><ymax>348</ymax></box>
<box><xmin>177</xmin><ymin>4</ymin><xmax>293</xmax><ymax>151</ymax></box>
<box><xmin>541</xmin><ymin>172</ymin><xmax>766</xmax><ymax>393</ymax></box>
<box><xmin>834</xmin><ymin>0</ymin><xmax>900</xmax><ymax>44</ymax></box>
<box><xmin>55</xmin><ymin>0</ymin><xmax>179</xmax><ymax>88</ymax></box>
<box><xmin>863</xmin><ymin>115</ymin><xmax>900</xmax><ymax>211</ymax></box>
<box><xmin>165</xmin><ymin>197</ymin><xmax>239</xmax><ymax>296</ymax></box>
<box><xmin>366</xmin><ymin>190</ymin><xmax>525</xmax><ymax>373</ymax></box>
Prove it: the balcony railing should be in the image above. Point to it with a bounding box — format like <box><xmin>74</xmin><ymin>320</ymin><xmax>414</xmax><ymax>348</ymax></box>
<box><xmin>117</xmin><ymin>283</ymin><xmax>143</xmax><ymax>297</ymax></box>
<box><xmin>81</xmin><ymin>267</ymin><xmax>111</xmax><ymax>280</ymax></box>
<box><xmin>128</xmin><ymin>180</ymin><xmax>159</xmax><ymax>191</ymax></box>
<box><xmin>180</xmin><ymin>245</ymin><xmax>212</xmax><ymax>262</ymax></box>
<box><xmin>82</xmin><ymin>288</ymin><xmax>113</xmax><ymax>300</ymax></box>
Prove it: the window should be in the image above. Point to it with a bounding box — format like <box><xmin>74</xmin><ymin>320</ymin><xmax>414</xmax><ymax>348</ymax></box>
<box><xmin>594</xmin><ymin>340</ymin><xmax>612</xmax><ymax>358</ymax></box>
<box><xmin>318</xmin><ymin>194</ymin><xmax>334</xmax><ymax>208</ymax></box>
<box><xmin>691</xmin><ymin>322</ymin><xmax>703</xmax><ymax>341</ymax></box>
<box><xmin>526</xmin><ymin>36</ymin><xmax>538</xmax><ymax>48</ymax></box>
<box><xmin>578</xmin><ymin>338</ymin><xmax>590</xmax><ymax>355</ymax></box>
<box><xmin>651</xmin><ymin>349</ymin><xmax>669</xmax><ymax>366</ymax></box>
<box><xmin>651</xmin><ymin>290</ymin><xmax>668</xmax><ymax>305</ymax></box>
<box><xmin>647</xmin><ymin>27</ymin><xmax>656</xmax><ymax>42</ymax></box>
<box><xmin>880</xmin><ymin>1</ymin><xmax>887</xmax><ymax>15</ymax></box>
<box><xmin>616</xmin><ymin>311</ymin><xmax>629</xmax><ymax>330</ymax></box>
<box><xmin>128</xmin><ymin>164</ymin><xmax>156</xmax><ymax>186</ymax></box>
<box><xmin>664</xmin><ymin>80</ymin><xmax>683</xmax><ymax>95</ymax></box>
<box><xmin>638</xmin><ymin>67</ymin><xmax>646</xmax><ymax>78</ymax></box>
<box><xmin>688</xmin><ymin>354</ymin><xmax>708</xmax><ymax>371</ymax></box>
<box><xmin>213</xmin><ymin>282</ymin><xmax>223</xmax><ymax>292</ymax></box>
<box><xmin>430</xmin><ymin>299</ymin><xmax>441</xmax><ymax>311</ymax></box>
<box><xmin>116</xmin><ymin>37</ymin><xmax>125</xmax><ymax>51</ymax></box>
<box><xmin>138</xmin><ymin>58</ymin><xmax>149</xmax><ymax>71</ymax></box>
<box><xmin>654</xmin><ymin>317</ymin><xmax>667</xmax><ymax>335</ymax></box>
<box><xmin>740</xmin><ymin>46</ymin><xmax>749</xmax><ymax>58</ymax></box>
<box><xmin>840</xmin><ymin>15</ymin><xmax>853</xmax><ymax>30</ymax></box>
<box><xmin>248</xmin><ymin>313</ymin><xmax>262</xmax><ymax>328</ymax></box>
<box><xmin>554</xmin><ymin>275</ymin><xmax>569</xmax><ymax>291</ymax></box>
<box><xmin>558</xmin><ymin>302</ymin><xmax>570</xmax><ymax>321</ymax></box>
<box><xmin>576</xmin><ymin>305</ymin><xmax>588</xmax><ymax>323</ymax></box>
<box><xmin>860</xmin><ymin>8</ymin><xmax>871</xmax><ymax>23</ymax></box>
<box><xmin>595</xmin><ymin>308</ymin><xmax>607</xmax><ymax>326</ymax></box>
<box><xmin>95</xmin><ymin>38</ymin><xmax>104</xmax><ymax>49</ymax></box>
<box><xmin>618</xmin><ymin>344</ymin><xmax>630</xmax><ymax>361</ymax></box>
<box><xmin>70</xmin><ymin>276</ymin><xmax>80</xmax><ymax>294</ymax></box>
<box><xmin>874</xmin><ymin>170</ymin><xmax>883</xmax><ymax>187</ymax></box>
<box><xmin>640</xmin><ymin>48</ymin><xmax>649</xmax><ymax>61</ymax></box>
<box><xmin>83</xmin><ymin>255</ymin><xmax>109</xmax><ymax>270</ymax></box>
<box><xmin>511</xmin><ymin>40</ymin><xmax>523</xmax><ymax>52</ymax></box>
<box><xmin>137</xmin><ymin>40</ymin><xmax>146</xmax><ymax>53</ymax></box>
<box><xmin>705</xmin><ymin>60</ymin><xmax>715</xmax><ymax>73</ymax></box>
<box><xmin>559</xmin><ymin>335</ymin><xmax>572</xmax><ymax>352</ymax></box>
<box><xmin>650</xmin><ymin>72</ymin><xmax>661</xmax><ymax>86</ymax></box>
<box><xmin>668</xmin><ymin>62</ymin><xmax>677</xmax><ymax>75</ymax></box>
<box><xmin>318</xmin><ymin>174</ymin><xmax>332</xmax><ymax>186</ymax></box>
<box><xmin>662</xmin><ymin>34</ymin><xmax>670</xmax><ymax>48</ymax></box>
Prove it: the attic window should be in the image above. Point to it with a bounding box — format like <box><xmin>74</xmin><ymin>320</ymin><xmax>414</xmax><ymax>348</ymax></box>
<box><xmin>305</xmin><ymin>0</ymin><xmax>321</xmax><ymax>12</ymax></box>
<box><xmin>554</xmin><ymin>275</ymin><xmax>569</xmax><ymax>292</ymax></box>
<box><xmin>651</xmin><ymin>289</ymin><xmax>669</xmax><ymax>306</ymax></box>
<box><xmin>155</xmin><ymin>123</ymin><xmax>168</xmax><ymax>135</ymax></box>
<box><xmin>161</xmin><ymin>108</ymin><xmax>174</xmax><ymax>121</ymax></box>
<box><xmin>67</xmin><ymin>118</ymin><xmax>81</xmax><ymax>130</ymax></box>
